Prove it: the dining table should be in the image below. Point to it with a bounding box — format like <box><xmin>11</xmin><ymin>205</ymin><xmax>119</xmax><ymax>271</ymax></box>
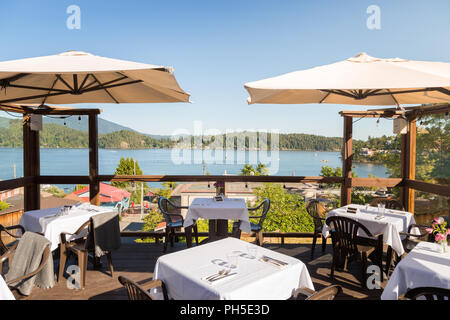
<box><xmin>322</xmin><ymin>204</ymin><xmax>419</xmax><ymax>257</ymax></box>
<box><xmin>184</xmin><ymin>197</ymin><xmax>252</xmax><ymax>242</ymax></box>
<box><xmin>381</xmin><ymin>241</ymin><xmax>450</xmax><ymax>300</ymax></box>
<box><xmin>152</xmin><ymin>237</ymin><xmax>314</xmax><ymax>300</ymax></box>
<box><xmin>0</xmin><ymin>275</ymin><xmax>15</xmax><ymax>300</ymax></box>
<box><xmin>19</xmin><ymin>202</ymin><xmax>113</xmax><ymax>251</ymax></box>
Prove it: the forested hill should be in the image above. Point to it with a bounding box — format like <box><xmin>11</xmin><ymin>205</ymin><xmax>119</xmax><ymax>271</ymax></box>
<box><xmin>0</xmin><ymin>118</ymin><xmax>344</xmax><ymax>151</ymax></box>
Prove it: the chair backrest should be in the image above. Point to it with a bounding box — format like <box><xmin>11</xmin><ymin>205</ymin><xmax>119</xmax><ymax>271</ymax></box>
<box><xmin>121</xmin><ymin>197</ymin><xmax>130</xmax><ymax>209</ymax></box>
<box><xmin>118</xmin><ymin>276</ymin><xmax>168</xmax><ymax>300</ymax></box>
<box><xmin>0</xmin><ymin>224</ymin><xmax>24</xmax><ymax>256</ymax></box>
<box><xmin>325</xmin><ymin>216</ymin><xmax>374</xmax><ymax>255</ymax></box>
<box><xmin>369</xmin><ymin>198</ymin><xmax>404</xmax><ymax>211</ymax></box>
<box><xmin>158</xmin><ymin>197</ymin><xmax>187</xmax><ymax>224</ymax></box>
<box><xmin>306</xmin><ymin>200</ymin><xmax>327</xmax><ymax>230</ymax></box>
<box><xmin>405</xmin><ymin>287</ymin><xmax>450</xmax><ymax>300</ymax></box>
<box><xmin>248</xmin><ymin>199</ymin><xmax>270</xmax><ymax>228</ymax></box>
<box><xmin>306</xmin><ymin>285</ymin><xmax>342</xmax><ymax>300</ymax></box>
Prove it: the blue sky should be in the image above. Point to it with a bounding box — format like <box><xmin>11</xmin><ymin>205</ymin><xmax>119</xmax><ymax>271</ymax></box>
<box><xmin>0</xmin><ymin>0</ymin><xmax>449</xmax><ymax>140</ymax></box>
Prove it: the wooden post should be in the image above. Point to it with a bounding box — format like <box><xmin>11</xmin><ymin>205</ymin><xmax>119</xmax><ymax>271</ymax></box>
<box><xmin>341</xmin><ymin>116</ymin><xmax>353</xmax><ymax>206</ymax></box>
<box><xmin>23</xmin><ymin>114</ymin><xmax>40</xmax><ymax>211</ymax></box>
<box><xmin>400</xmin><ymin>119</ymin><xmax>416</xmax><ymax>212</ymax></box>
<box><xmin>89</xmin><ymin>114</ymin><xmax>100</xmax><ymax>206</ymax></box>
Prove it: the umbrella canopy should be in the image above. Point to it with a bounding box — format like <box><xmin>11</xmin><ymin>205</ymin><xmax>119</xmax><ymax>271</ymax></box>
<box><xmin>0</xmin><ymin>50</ymin><xmax>190</xmax><ymax>105</ymax></box>
<box><xmin>244</xmin><ymin>53</ymin><xmax>450</xmax><ymax>106</ymax></box>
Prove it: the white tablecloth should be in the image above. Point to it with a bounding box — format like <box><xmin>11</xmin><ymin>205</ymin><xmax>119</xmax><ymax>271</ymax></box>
<box><xmin>381</xmin><ymin>242</ymin><xmax>450</xmax><ymax>300</ymax></box>
<box><xmin>153</xmin><ymin>237</ymin><xmax>314</xmax><ymax>300</ymax></box>
<box><xmin>19</xmin><ymin>203</ymin><xmax>113</xmax><ymax>251</ymax></box>
<box><xmin>322</xmin><ymin>204</ymin><xmax>417</xmax><ymax>256</ymax></box>
<box><xmin>184</xmin><ymin>198</ymin><xmax>251</xmax><ymax>234</ymax></box>
<box><xmin>0</xmin><ymin>275</ymin><xmax>14</xmax><ymax>300</ymax></box>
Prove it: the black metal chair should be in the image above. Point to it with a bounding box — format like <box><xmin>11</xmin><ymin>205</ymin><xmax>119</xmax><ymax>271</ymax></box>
<box><xmin>118</xmin><ymin>275</ymin><xmax>168</xmax><ymax>300</ymax></box>
<box><xmin>306</xmin><ymin>200</ymin><xmax>328</xmax><ymax>260</ymax></box>
<box><xmin>385</xmin><ymin>220</ymin><xmax>438</xmax><ymax>276</ymax></box>
<box><xmin>232</xmin><ymin>199</ymin><xmax>270</xmax><ymax>246</ymax></box>
<box><xmin>404</xmin><ymin>287</ymin><xmax>450</xmax><ymax>300</ymax></box>
<box><xmin>369</xmin><ymin>198</ymin><xmax>405</xmax><ymax>211</ymax></box>
<box><xmin>158</xmin><ymin>197</ymin><xmax>198</xmax><ymax>253</ymax></box>
<box><xmin>326</xmin><ymin>216</ymin><xmax>384</xmax><ymax>288</ymax></box>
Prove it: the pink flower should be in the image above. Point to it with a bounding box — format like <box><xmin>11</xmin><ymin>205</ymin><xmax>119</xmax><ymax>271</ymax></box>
<box><xmin>433</xmin><ymin>217</ymin><xmax>444</xmax><ymax>225</ymax></box>
<box><xmin>435</xmin><ymin>233</ymin><xmax>446</xmax><ymax>242</ymax></box>
<box><xmin>425</xmin><ymin>227</ymin><xmax>434</xmax><ymax>234</ymax></box>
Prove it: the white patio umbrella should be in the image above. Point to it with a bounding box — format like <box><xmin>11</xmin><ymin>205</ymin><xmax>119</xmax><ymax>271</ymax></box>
<box><xmin>0</xmin><ymin>50</ymin><xmax>190</xmax><ymax>105</ymax></box>
<box><xmin>244</xmin><ymin>53</ymin><xmax>450</xmax><ymax>107</ymax></box>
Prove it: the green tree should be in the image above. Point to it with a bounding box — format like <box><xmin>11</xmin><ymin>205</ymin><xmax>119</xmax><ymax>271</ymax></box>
<box><xmin>240</xmin><ymin>163</ymin><xmax>269</xmax><ymax>176</ymax></box>
<box><xmin>112</xmin><ymin>157</ymin><xmax>148</xmax><ymax>204</ymax></box>
<box><xmin>0</xmin><ymin>201</ymin><xmax>9</xmax><ymax>211</ymax></box>
<box><xmin>253</xmin><ymin>183</ymin><xmax>314</xmax><ymax>232</ymax></box>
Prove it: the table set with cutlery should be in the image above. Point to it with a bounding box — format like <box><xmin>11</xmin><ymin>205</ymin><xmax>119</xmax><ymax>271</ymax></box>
<box><xmin>153</xmin><ymin>237</ymin><xmax>314</xmax><ymax>300</ymax></box>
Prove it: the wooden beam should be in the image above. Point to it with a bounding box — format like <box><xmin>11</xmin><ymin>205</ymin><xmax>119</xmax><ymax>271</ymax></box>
<box><xmin>97</xmin><ymin>174</ymin><xmax>344</xmax><ymax>184</ymax></box>
<box><xmin>400</xmin><ymin>119</ymin><xmax>416</xmax><ymax>212</ymax></box>
<box><xmin>38</xmin><ymin>176</ymin><xmax>91</xmax><ymax>185</ymax></box>
<box><xmin>350</xmin><ymin>178</ymin><xmax>403</xmax><ymax>188</ymax></box>
<box><xmin>23</xmin><ymin>115</ymin><xmax>40</xmax><ymax>211</ymax></box>
<box><xmin>89</xmin><ymin>114</ymin><xmax>100</xmax><ymax>206</ymax></box>
<box><xmin>341</xmin><ymin>116</ymin><xmax>353</xmax><ymax>205</ymax></box>
<box><xmin>404</xmin><ymin>179</ymin><xmax>450</xmax><ymax>198</ymax></box>
<box><xmin>0</xmin><ymin>178</ymin><xmax>26</xmax><ymax>192</ymax></box>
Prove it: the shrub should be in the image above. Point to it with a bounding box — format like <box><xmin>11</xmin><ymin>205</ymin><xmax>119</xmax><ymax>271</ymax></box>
<box><xmin>253</xmin><ymin>183</ymin><xmax>314</xmax><ymax>233</ymax></box>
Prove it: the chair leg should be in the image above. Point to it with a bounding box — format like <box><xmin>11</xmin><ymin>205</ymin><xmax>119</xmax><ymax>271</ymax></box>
<box><xmin>321</xmin><ymin>235</ymin><xmax>327</xmax><ymax>252</ymax></box>
<box><xmin>361</xmin><ymin>252</ymin><xmax>368</xmax><ymax>289</ymax></box>
<box><xmin>77</xmin><ymin>251</ymin><xmax>88</xmax><ymax>289</ymax></box>
<box><xmin>385</xmin><ymin>246</ymin><xmax>393</xmax><ymax>278</ymax></box>
<box><xmin>311</xmin><ymin>233</ymin><xmax>317</xmax><ymax>260</ymax></box>
<box><xmin>106</xmin><ymin>252</ymin><xmax>114</xmax><ymax>278</ymax></box>
<box><xmin>170</xmin><ymin>229</ymin><xmax>175</xmax><ymax>247</ymax></box>
<box><xmin>163</xmin><ymin>228</ymin><xmax>169</xmax><ymax>253</ymax></box>
<box><xmin>194</xmin><ymin>224</ymin><xmax>199</xmax><ymax>245</ymax></box>
<box><xmin>58</xmin><ymin>244</ymin><xmax>67</xmax><ymax>283</ymax></box>
<box><xmin>185</xmin><ymin>226</ymin><xmax>193</xmax><ymax>248</ymax></box>
<box><xmin>256</xmin><ymin>231</ymin><xmax>263</xmax><ymax>246</ymax></box>
<box><xmin>330</xmin><ymin>250</ymin><xmax>338</xmax><ymax>280</ymax></box>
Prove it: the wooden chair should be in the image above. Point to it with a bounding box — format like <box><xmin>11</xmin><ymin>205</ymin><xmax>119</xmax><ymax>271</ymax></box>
<box><xmin>0</xmin><ymin>233</ymin><xmax>51</xmax><ymax>297</ymax></box>
<box><xmin>0</xmin><ymin>224</ymin><xmax>25</xmax><ymax>271</ymax></box>
<box><xmin>58</xmin><ymin>217</ymin><xmax>117</xmax><ymax>289</ymax></box>
<box><xmin>306</xmin><ymin>200</ymin><xmax>328</xmax><ymax>259</ymax></box>
<box><xmin>118</xmin><ymin>275</ymin><xmax>168</xmax><ymax>300</ymax></box>
<box><xmin>232</xmin><ymin>199</ymin><xmax>270</xmax><ymax>246</ymax></box>
<box><xmin>291</xmin><ymin>285</ymin><xmax>342</xmax><ymax>300</ymax></box>
<box><xmin>404</xmin><ymin>287</ymin><xmax>450</xmax><ymax>300</ymax></box>
<box><xmin>326</xmin><ymin>216</ymin><xmax>384</xmax><ymax>288</ymax></box>
<box><xmin>158</xmin><ymin>197</ymin><xmax>198</xmax><ymax>253</ymax></box>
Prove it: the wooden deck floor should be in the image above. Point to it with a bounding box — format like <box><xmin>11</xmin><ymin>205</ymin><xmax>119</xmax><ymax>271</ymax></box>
<box><xmin>22</xmin><ymin>238</ymin><xmax>387</xmax><ymax>300</ymax></box>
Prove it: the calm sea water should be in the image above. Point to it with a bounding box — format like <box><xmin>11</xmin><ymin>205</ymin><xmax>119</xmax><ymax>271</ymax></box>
<box><xmin>0</xmin><ymin>148</ymin><xmax>388</xmax><ymax>188</ymax></box>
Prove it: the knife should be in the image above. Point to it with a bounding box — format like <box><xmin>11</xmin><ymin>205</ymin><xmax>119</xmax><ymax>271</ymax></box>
<box><xmin>209</xmin><ymin>272</ymin><xmax>237</xmax><ymax>283</ymax></box>
<box><xmin>262</xmin><ymin>255</ymin><xmax>288</xmax><ymax>266</ymax></box>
